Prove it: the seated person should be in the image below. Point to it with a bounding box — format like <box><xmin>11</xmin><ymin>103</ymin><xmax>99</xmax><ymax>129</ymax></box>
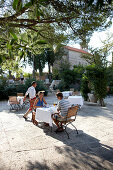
<box><xmin>52</xmin><ymin>92</ymin><xmax>71</xmax><ymax>132</ymax></box>
<box><xmin>34</xmin><ymin>91</ymin><xmax>47</xmax><ymax>108</ymax></box>
<box><xmin>32</xmin><ymin>91</ymin><xmax>47</xmax><ymax>125</ymax></box>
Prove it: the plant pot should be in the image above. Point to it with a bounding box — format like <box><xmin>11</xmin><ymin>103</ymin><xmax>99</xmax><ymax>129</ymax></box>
<box><xmin>88</xmin><ymin>93</ymin><xmax>97</xmax><ymax>103</ymax></box>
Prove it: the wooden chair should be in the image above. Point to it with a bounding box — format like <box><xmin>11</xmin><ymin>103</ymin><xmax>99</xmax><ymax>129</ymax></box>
<box><xmin>58</xmin><ymin>105</ymin><xmax>79</xmax><ymax>139</ymax></box>
<box><xmin>8</xmin><ymin>96</ymin><xmax>21</xmax><ymax>110</ymax></box>
<box><xmin>17</xmin><ymin>93</ymin><xmax>24</xmax><ymax>96</ymax></box>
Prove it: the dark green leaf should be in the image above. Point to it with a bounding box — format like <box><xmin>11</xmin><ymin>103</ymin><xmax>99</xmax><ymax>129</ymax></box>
<box><xmin>24</xmin><ymin>2</ymin><xmax>32</xmax><ymax>8</ymax></box>
<box><xmin>0</xmin><ymin>57</ymin><xmax>2</xmax><ymax>64</ymax></box>
<box><xmin>10</xmin><ymin>31</ymin><xmax>18</xmax><ymax>40</ymax></box>
<box><xmin>33</xmin><ymin>36</ymin><xmax>37</xmax><ymax>42</ymax></box>
<box><xmin>35</xmin><ymin>40</ymin><xmax>47</xmax><ymax>45</ymax></box>
<box><xmin>7</xmin><ymin>43</ymin><xmax>12</xmax><ymax>50</ymax></box>
<box><xmin>18</xmin><ymin>2</ymin><xmax>22</xmax><ymax>11</ymax></box>
<box><xmin>19</xmin><ymin>50</ymin><xmax>24</xmax><ymax>58</ymax></box>
<box><xmin>13</xmin><ymin>0</ymin><xmax>19</xmax><ymax>10</ymax></box>
<box><xmin>10</xmin><ymin>38</ymin><xmax>16</xmax><ymax>45</ymax></box>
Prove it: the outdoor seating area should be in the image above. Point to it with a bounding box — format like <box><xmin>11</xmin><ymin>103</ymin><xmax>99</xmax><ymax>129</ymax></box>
<box><xmin>7</xmin><ymin>84</ymin><xmax>82</xmax><ymax>139</ymax></box>
<box><xmin>1</xmin><ymin>92</ymin><xmax>113</xmax><ymax>169</ymax></box>
<box><xmin>8</xmin><ymin>96</ymin><xmax>21</xmax><ymax>111</ymax></box>
<box><xmin>8</xmin><ymin>93</ymin><xmax>29</xmax><ymax>111</ymax></box>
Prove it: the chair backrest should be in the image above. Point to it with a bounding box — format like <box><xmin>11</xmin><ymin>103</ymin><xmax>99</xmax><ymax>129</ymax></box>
<box><xmin>67</xmin><ymin>105</ymin><xmax>79</xmax><ymax>118</ymax></box>
<box><xmin>17</xmin><ymin>93</ymin><xmax>23</xmax><ymax>96</ymax></box>
<box><xmin>9</xmin><ymin>96</ymin><xmax>18</xmax><ymax>104</ymax></box>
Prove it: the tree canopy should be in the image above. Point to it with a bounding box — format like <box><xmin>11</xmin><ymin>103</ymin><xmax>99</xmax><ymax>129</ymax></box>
<box><xmin>0</xmin><ymin>0</ymin><xmax>113</xmax><ymax>75</ymax></box>
<box><xmin>0</xmin><ymin>0</ymin><xmax>112</xmax><ymax>43</ymax></box>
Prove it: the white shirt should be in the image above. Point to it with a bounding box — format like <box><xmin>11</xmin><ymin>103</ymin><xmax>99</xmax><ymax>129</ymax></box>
<box><xmin>25</xmin><ymin>86</ymin><xmax>36</xmax><ymax>99</ymax></box>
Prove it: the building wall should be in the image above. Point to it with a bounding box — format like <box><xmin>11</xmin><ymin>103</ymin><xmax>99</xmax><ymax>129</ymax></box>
<box><xmin>53</xmin><ymin>48</ymin><xmax>89</xmax><ymax>70</ymax></box>
<box><xmin>68</xmin><ymin>50</ymin><xmax>88</xmax><ymax>69</ymax></box>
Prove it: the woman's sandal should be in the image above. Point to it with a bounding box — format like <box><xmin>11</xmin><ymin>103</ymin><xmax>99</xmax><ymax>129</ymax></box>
<box><xmin>33</xmin><ymin>120</ymin><xmax>38</xmax><ymax>126</ymax></box>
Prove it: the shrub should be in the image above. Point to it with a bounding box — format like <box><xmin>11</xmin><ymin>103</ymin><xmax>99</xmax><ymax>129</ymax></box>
<box><xmin>81</xmin><ymin>75</ymin><xmax>90</xmax><ymax>101</ymax></box>
<box><xmin>24</xmin><ymin>78</ymin><xmax>48</xmax><ymax>96</ymax></box>
<box><xmin>0</xmin><ymin>79</ymin><xmax>8</xmax><ymax>100</ymax></box>
<box><xmin>0</xmin><ymin>78</ymin><xmax>48</xmax><ymax>100</ymax></box>
<box><xmin>86</xmin><ymin>65</ymin><xmax>107</xmax><ymax>106</ymax></box>
<box><xmin>56</xmin><ymin>80</ymin><xmax>69</xmax><ymax>91</ymax></box>
<box><xmin>5</xmin><ymin>85</ymin><xmax>17</xmax><ymax>98</ymax></box>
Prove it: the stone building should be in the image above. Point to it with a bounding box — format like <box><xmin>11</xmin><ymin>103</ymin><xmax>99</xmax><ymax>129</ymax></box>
<box><xmin>53</xmin><ymin>46</ymin><xmax>91</xmax><ymax>69</ymax></box>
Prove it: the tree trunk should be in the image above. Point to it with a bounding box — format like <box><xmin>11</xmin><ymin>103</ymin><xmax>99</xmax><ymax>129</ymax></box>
<box><xmin>39</xmin><ymin>69</ymin><xmax>41</xmax><ymax>81</ymax></box>
<box><xmin>9</xmin><ymin>70</ymin><xmax>12</xmax><ymax>79</ymax></box>
<box><xmin>48</xmin><ymin>63</ymin><xmax>52</xmax><ymax>82</ymax></box>
<box><xmin>33</xmin><ymin>55</ymin><xmax>35</xmax><ymax>79</ymax></box>
<box><xmin>48</xmin><ymin>63</ymin><xmax>51</xmax><ymax>75</ymax></box>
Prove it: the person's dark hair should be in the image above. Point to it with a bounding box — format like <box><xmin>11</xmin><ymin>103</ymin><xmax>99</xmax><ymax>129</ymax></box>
<box><xmin>56</xmin><ymin>92</ymin><xmax>63</xmax><ymax>98</ymax></box>
<box><xmin>38</xmin><ymin>91</ymin><xmax>45</xmax><ymax>96</ymax></box>
<box><xmin>31</xmin><ymin>81</ymin><xmax>36</xmax><ymax>85</ymax></box>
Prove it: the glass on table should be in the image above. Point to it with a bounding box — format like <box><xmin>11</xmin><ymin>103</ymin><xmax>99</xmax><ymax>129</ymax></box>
<box><xmin>53</xmin><ymin>101</ymin><xmax>57</xmax><ymax>107</ymax></box>
<box><xmin>43</xmin><ymin>104</ymin><xmax>49</xmax><ymax>108</ymax></box>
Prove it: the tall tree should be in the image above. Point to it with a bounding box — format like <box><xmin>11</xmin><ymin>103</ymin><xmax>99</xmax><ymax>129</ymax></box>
<box><xmin>0</xmin><ymin>0</ymin><xmax>112</xmax><ymax>52</ymax></box>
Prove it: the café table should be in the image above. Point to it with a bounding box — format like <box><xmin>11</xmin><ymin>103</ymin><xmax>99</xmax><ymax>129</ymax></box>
<box><xmin>68</xmin><ymin>96</ymin><xmax>83</xmax><ymax>107</ymax></box>
<box><xmin>35</xmin><ymin>106</ymin><xmax>57</xmax><ymax>127</ymax></box>
<box><xmin>17</xmin><ymin>96</ymin><xmax>24</xmax><ymax>105</ymax></box>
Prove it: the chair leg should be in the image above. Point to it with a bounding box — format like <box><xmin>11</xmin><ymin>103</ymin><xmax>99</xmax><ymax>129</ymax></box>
<box><xmin>10</xmin><ymin>104</ymin><xmax>13</xmax><ymax>110</ymax></box>
<box><xmin>18</xmin><ymin>104</ymin><xmax>21</xmax><ymax>110</ymax></box>
<box><xmin>71</xmin><ymin>123</ymin><xmax>78</xmax><ymax>134</ymax></box>
<box><xmin>64</xmin><ymin>125</ymin><xmax>70</xmax><ymax>139</ymax></box>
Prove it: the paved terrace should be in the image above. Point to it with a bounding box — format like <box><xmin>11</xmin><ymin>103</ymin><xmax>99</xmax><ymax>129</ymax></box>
<box><xmin>0</xmin><ymin>94</ymin><xmax>113</xmax><ymax>170</ymax></box>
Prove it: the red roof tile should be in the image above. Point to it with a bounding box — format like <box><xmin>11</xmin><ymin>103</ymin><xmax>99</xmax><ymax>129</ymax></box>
<box><xmin>64</xmin><ymin>46</ymin><xmax>91</xmax><ymax>55</ymax></box>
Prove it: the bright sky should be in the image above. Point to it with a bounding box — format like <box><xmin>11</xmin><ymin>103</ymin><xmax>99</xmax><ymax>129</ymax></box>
<box><xmin>23</xmin><ymin>21</ymin><xmax>113</xmax><ymax>73</ymax></box>
<box><xmin>71</xmin><ymin>20</ymin><xmax>113</xmax><ymax>62</ymax></box>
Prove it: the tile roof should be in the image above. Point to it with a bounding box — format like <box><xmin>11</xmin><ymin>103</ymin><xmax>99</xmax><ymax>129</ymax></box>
<box><xmin>64</xmin><ymin>46</ymin><xmax>91</xmax><ymax>55</ymax></box>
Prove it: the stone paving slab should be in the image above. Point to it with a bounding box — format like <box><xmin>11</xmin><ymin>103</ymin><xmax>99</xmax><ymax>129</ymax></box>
<box><xmin>0</xmin><ymin>95</ymin><xmax>113</xmax><ymax>169</ymax></box>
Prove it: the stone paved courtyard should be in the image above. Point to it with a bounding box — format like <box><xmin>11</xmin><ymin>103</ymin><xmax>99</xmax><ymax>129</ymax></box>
<box><xmin>0</xmin><ymin>94</ymin><xmax>113</xmax><ymax>170</ymax></box>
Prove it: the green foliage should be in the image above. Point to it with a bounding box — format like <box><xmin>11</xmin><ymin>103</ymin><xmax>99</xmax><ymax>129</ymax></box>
<box><xmin>73</xmin><ymin>65</ymin><xmax>85</xmax><ymax>80</ymax></box>
<box><xmin>106</xmin><ymin>66</ymin><xmax>113</xmax><ymax>94</ymax></box>
<box><xmin>61</xmin><ymin>70</ymin><xmax>76</xmax><ymax>87</ymax></box>
<box><xmin>54</xmin><ymin>62</ymin><xmax>85</xmax><ymax>91</ymax></box>
<box><xmin>0</xmin><ymin>80</ymin><xmax>8</xmax><ymax>100</ymax></box>
<box><xmin>0</xmin><ymin>78</ymin><xmax>48</xmax><ymax>100</ymax></box>
<box><xmin>81</xmin><ymin>75</ymin><xmax>90</xmax><ymax>101</ymax></box>
<box><xmin>56</xmin><ymin>80</ymin><xmax>69</xmax><ymax>92</ymax></box>
<box><xmin>13</xmin><ymin>0</ymin><xmax>22</xmax><ymax>11</ymax></box>
<box><xmin>86</xmin><ymin>65</ymin><xmax>107</xmax><ymax>102</ymax></box>
<box><xmin>0</xmin><ymin>0</ymin><xmax>112</xmax><ymax>62</ymax></box>
<box><xmin>52</xmin><ymin>68</ymin><xmax>60</xmax><ymax>80</ymax></box>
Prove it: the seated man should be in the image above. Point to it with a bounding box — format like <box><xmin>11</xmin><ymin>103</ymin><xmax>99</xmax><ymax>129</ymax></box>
<box><xmin>52</xmin><ymin>92</ymin><xmax>71</xmax><ymax>132</ymax></box>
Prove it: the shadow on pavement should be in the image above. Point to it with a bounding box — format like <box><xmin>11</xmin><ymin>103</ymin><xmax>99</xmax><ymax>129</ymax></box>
<box><xmin>24</xmin><ymin>122</ymin><xmax>113</xmax><ymax>170</ymax></box>
<box><xmin>78</xmin><ymin>104</ymin><xmax>113</xmax><ymax>121</ymax></box>
<box><xmin>0</xmin><ymin>101</ymin><xmax>113</xmax><ymax>169</ymax></box>
<box><xmin>26</xmin><ymin>127</ymin><xmax>113</xmax><ymax>169</ymax></box>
